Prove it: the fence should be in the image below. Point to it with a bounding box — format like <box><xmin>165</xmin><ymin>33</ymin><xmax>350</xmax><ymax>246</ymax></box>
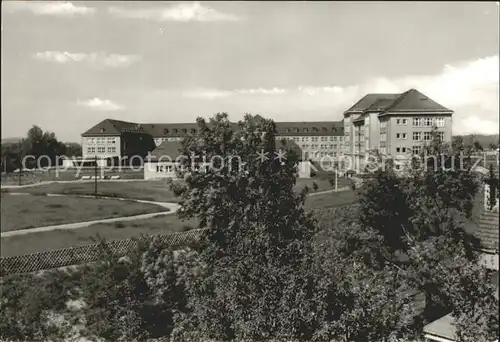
<box><xmin>0</xmin><ymin>229</ymin><xmax>207</xmax><ymax>277</ymax></box>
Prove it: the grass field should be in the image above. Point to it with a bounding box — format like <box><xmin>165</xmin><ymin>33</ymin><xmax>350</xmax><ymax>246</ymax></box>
<box><xmin>2</xmin><ymin>180</ymin><xmax>178</xmax><ymax>203</ymax></box>
<box><xmin>1</xmin><ymin>214</ymin><xmax>198</xmax><ymax>257</ymax></box>
<box><xmin>0</xmin><ymin>177</ymin><xmax>357</xmax><ymax>256</ymax></box>
<box><xmin>0</xmin><ymin>194</ymin><xmax>166</xmax><ymax>232</ymax></box>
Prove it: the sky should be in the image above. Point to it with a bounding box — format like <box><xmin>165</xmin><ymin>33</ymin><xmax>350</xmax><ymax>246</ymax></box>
<box><xmin>1</xmin><ymin>1</ymin><xmax>499</xmax><ymax>142</ymax></box>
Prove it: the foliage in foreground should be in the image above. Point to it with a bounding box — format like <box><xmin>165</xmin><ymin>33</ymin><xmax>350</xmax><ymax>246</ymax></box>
<box><xmin>0</xmin><ymin>115</ymin><xmax>498</xmax><ymax>342</ymax></box>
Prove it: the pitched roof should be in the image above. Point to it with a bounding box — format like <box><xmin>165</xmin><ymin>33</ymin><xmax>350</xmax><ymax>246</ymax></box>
<box><xmin>149</xmin><ymin>140</ymin><xmax>183</xmax><ymax>160</ymax></box>
<box><xmin>344</xmin><ymin>89</ymin><xmax>453</xmax><ymax>116</ymax></box>
<box><xmin>148</xmin><ymin>138</ymin><xmax>305</xmax><ymax>161</ymax></box>
<box><xmin>274</xmin><ymin>121</ymin><xmax>344</xmax><ymax>136</ymax></box>
<box><xmin>385</xmin><ymin>89</ymin><xmax>453</xmax><ymax>113</ymax></box>
<box><xmin>344</xmin><ymin>93</ymin><xmax>401</xmax><ymax>113</ymax></box>
<box><xmin>83</xmin><ymin>119</ymin><xmax>345</xmax><ymax>138</ymax></box>
<box><xmin>82</xmin><ymin>119</ymin><xmax>148</xmax><ymax>136</ymax></box>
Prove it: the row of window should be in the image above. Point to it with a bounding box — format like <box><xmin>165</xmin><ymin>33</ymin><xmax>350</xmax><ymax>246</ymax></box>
<box><xmin>413</xmin><ymin>117</ymin><xmax>445</xmax><ymax>127</ymax></box>
<box><xmin>305</xmin><ymin>151</ymin><xmax>342</xmax><ymax>158</ymax></box>
<box><xmin>87</xmin><ymin>137</ymin><xmax>116</xmax><ymax>144</ymax></box>
<box><xmin>87</xmin><ymin>147</ymin><xmax>116</xmax><ymax>153</ymax></box>
<box><xmin>413</xmin><ymin>131</ymin><xmax>444</xmax><ymax>141</ymax></box>
<box><xmin>302</xmin><ymin>144</ymin><xmax>340</xmax><ymax>150</ymax></box>
<box><xmin>285</xmin><ymin>136</ymin><xmax>344</xmax><ymax>142</ymax></box>
<box><xmin>284</xmin><ymin>127</ymin><xmax>340</xmax><ymax>133</ymax></box>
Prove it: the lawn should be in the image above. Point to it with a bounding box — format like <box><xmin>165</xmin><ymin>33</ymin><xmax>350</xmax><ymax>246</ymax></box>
<box><xmin>2</xmin><ymin>180</ymin><xmax>178</xmax><ymax>203</ymax></box>
<box><xmin>0</xmin><ymin>193</ymin><xmax>166</xmax><ymax>232</ymax></box>
<box><xmin>295</xmin><ymin>176</ymin><xmax>352</xmax><ymax>193</ymax></box>
<box><xmin>0</xmin><ymin>178</ymin><xmax>358</xmax><ymax>256</ymax></box>
<box><xmin>1</xmin><ymin>214</ymin><xmax>198</xmax><ymax>257</ymax></box>
<box><xmin>304</xmin><ymin>190</ymin><xmax>358</xmax><ymax>211</ymax></box>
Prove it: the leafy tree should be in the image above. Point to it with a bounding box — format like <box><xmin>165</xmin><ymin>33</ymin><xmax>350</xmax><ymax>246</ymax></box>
<box><xmin>352</xmin><ymin>131</ymin><xmax>498</xmax><ymax>339</ymax></box>
<box><xmin>22</xmin><ymin>125</ymin><xmax>67</xmax><ymax>168</ymax></box>
<box><xmin>169</xmin><ymin>113</ymin><xmax>318</xmax><ymax>341</ymax></box>
<box><xmin>485</xmin><ymin>164</ymin><xmax>499</xmax><ymax>211</ymax></box>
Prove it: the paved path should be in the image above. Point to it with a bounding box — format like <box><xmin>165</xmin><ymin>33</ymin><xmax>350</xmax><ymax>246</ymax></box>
<box><xmin>1</xmin><ymin>193</ymin><xmax>180</xmax><ymax>238</ymax></box>
<box><xmin>1</xmin><ymin>184</ymin><xmax>350</xmax><ymax>238</ymax></box>
<box><xmin>307</xmin><ymin>186</ymin><xmax>350</xmax><ymax>196</ymax></box>
<box><xmin>1</xmin><ymin>178</ymin><xmax>153</xmax><ymax>190</ymax></box>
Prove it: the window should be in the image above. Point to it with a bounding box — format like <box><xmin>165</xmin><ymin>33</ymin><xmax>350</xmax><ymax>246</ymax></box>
<box><xmin>412</xmin><ymin>146</ymin><xmax>421</xmax><ymax>155</ymax></box>
<box><xmin>396</xmin><ymin>147</ymin><xmax>401</xmax><ymax>153</ymax></box>
<box><xmin>396</xmin><ymin>133</ymin><xmax>406</xmax><ymax>139</ymax></box>
<box><xmin>182</xmin><ymin>128</ymin><xmax>187</xmax><ymax>133</ymax></box>
<box><xmin>100</xmin><ymin>128</ymin><xmax>105</xmax><ymax>133</ymax></box>
<box><xmin>295</xmin><ymin>128</ymin><xmax>300</xmax><ymax>133</ymax></box>
<box><xmin>97</xmin><ymin>147</ymin><xmax>106</xmax><ymax>153</ymax></box>
<box><xmin>435</xmin><ymin>118</ymin><xmax>445</xmax><ymax>127</ymax></box>
<box><xmin>396</xmin><ymin>119</ymin><xmax>401</xmax><ymax>125</ymax></box>
<box><xmin>163</xmin><ymin>128</ymin><xmax>169</xmax><ymax>134</ymax></box>
<box><xmin>173</xmin><ymin>128</ymin><xmax>178</xmax><ymax>134</ymax></box>
<box><xmin>303</xmin><ymin>144</ymin><xmax>309</xmax><ymax>149</ymax></box>
<box><xmin>380</xmin><ymin>121</ymin><xmax>387</xmax><ymax>129</ymax></box>
<box><xmin>395</xmin><ymin>164</ymin><xmax>401</xmax><ymax>170</ymax></box>
<box><xmin>424</xmin><ymin>117</ymin><xmax>433</xmax><ymax>127</ymax></box>
<box><xmin>437</xmin><ymin>132</ymin><xmax>444</xmax><ymax>141</ymax></box>
<box><xmin>380</xmin><ymin>141</ymin><xmax>386</xmax><ymax>148</ymax></box>
<box><xmin>191</xmin><ymin>128</ymin><xmax>196</xmax><ymax>134</ymax></box>
<box><xmin>285</xmin><ymin>128</ymin><xmax>291</xmax><ymax>133</ymax></box>
<box><xmin>303</xmin><ymin>128</ymin><xmax>309</xmax><ymax>133</ymax></box>
<box><xmin>413</xmin><ymin>118</ymin><xmax>422</xmax><ymax>127</ymax></box>
<box><xmin>402</xmin><ymin>119</ymin><xmax>408</xmax><ymax>125</ymax></box>
<box><xmin>402</xmin><ymin>147</ymin><xmax>407</xmax><ymax>153</ymax></box>
<box><xmin>380</xmin><ymin>133</ymin><xmax>387</xmax><ymax>141</ymax></box>
<box><xmin>423</xmin><ymin>132</ymin><xmax>432</xmax><ymax>141</ymax></box>
<box><xmin>413</xmin><ymin>132</ymin><xmax>422</xmax><ymax>141</ymax></box>
<box><xmin>339</xmin><ymin>137</ymin><xmax>343</xmax><ymax>141</ymax></box>
<box><xmin>313</xmin><ymin>127</ymin><xmax>318</xmax><ymax>133</ymax></box>
<box><xmin>322</xmin><ymin>127</ymin><xmax>328</xmax><ymax>133</ymax></box>
<box><xmin>302</xmin><ymin>137</ymin><xmax>308</xmax><ymax>142</ymax></box>
<box><xmin>107</xmin><ymin>147</ymin><xmax>116</xmax><ymax>153</ymax></box>
<box><xmin>87</xmin><ymin>147</ymin><xmax>95</xmax><ymax>153</ymax></box>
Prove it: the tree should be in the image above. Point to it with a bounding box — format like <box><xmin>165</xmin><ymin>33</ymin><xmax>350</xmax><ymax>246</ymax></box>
<box><xmin>485</xmin><ymin>164</ymin><xmax>499</xmax><ymax>211</ymax></box>
<box><xmin>352</xmin><ymin>132</ymin><xmax>498</xmax><ymax>340</ymax></box>
<box><xmin>169</xmin><ymin>113</ymin><xmax>318</xmax><ymax>341</ymax></box>
<box><xmin>22</xmin><ymin>126</ymin><xmax>67</xmax><ymax>168</ymax></box>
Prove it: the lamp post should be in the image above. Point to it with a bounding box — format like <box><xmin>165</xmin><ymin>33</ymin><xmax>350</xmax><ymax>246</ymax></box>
<box><xmin>94</xmin><ymin>155</ymin><xmax>98</xmax><ymax>198</ymax></box>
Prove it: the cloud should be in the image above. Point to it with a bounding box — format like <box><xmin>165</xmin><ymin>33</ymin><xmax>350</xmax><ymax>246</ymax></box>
<box><xmin>236</xmin><ymin>87</ymin><xmax>287</xmax><ymax>95</ymax></box>
<box><xmin>77</xmin><ymin>98</ymin><xmax>124</xmax><ymax>111</ymax></box>
<box><xmin>182</xmin><ymin>87</ymin><xmax>287</xmax><ymax>99</ymax></box>
<box><xmin>179</xmin><ymin>55</ymin><xmax>498</xmax><ymax>135</ymax></box>
<box><xmin>182</xmin><ymin>89</ymin><xmax>234</xmax><ymax>100</ymax></box>
<box><xmin>108</xmin><ymin>2</ymin><xmax>239</xmax><ymax>22</ymax></box>
<box><xmin>33</xmin><ymin>51</ymin><xmax>140</xmax><ymax>68</ymax></box>
<box><xmin>3</xmin><ymin>1</ymin><xmax>95</xmax><ymax>17</ymax></box>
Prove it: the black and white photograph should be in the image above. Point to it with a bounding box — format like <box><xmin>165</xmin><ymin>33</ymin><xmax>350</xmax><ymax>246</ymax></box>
<box><xmin>0</xmin><ymin>1</ymin><xmax>499</xmax><ymax>341</ymax></box>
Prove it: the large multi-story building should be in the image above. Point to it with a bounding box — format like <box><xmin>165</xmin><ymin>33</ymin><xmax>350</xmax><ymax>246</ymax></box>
<box><xmin>81</xmin><ymin>119</ymin><xmax>346</xmax><ymax>164</ymax></box>
<box><xmin>81</xmin><ymin>88</ymin><xmax>452</xmax><ymax>172</ymax></box>
<box><xmin>343</xmin><ymin>89</ymin><xmax>453</xmax><ymax>172</ymax></box>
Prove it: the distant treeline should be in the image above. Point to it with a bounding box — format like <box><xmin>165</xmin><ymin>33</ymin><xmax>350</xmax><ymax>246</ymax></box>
<box><xmin>454</xmin><ymin>134</ymin><xmax>499</xmax><ymax>150</ymax></box>
<box><xmin>1</xmin><ymin>126</ymin><xmax>82</xmax><ymax>173</ymax></box>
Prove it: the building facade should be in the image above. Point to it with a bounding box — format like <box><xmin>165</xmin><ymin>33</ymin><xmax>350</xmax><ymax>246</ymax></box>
<box><xmin>82</xmin><ymin>120</ymin><xmax>346</xmax><ymax>164</ymax></box>
<box><xmin>343</xmin><ymin>89</ymin><xmax>453</xmax><ymax>172</ymax></box>
<box><xmin>81</xmin><ymin>89</ymin><xmax>452</xmax><ymax>172</ymax></box>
